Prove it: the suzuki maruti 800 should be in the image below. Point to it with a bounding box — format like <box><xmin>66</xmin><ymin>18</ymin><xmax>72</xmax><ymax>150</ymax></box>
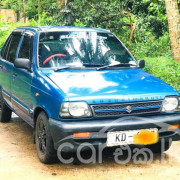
<box><xmin>0</xmin><ymin>26</ymin><xmax>180</xmax><ymax>163</ymax></box>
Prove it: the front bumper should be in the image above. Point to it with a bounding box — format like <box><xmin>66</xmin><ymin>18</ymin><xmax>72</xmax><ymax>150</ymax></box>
<box><xmin>49</xmin><ymin>113</ymin><xmax>180</xmax><ymax>151</ymax></box>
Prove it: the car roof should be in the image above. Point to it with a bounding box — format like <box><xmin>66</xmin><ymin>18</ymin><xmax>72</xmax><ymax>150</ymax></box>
<box><xmin>14</xmin><ymin>26</ymin><xmax>110</xmax><ymax>33</ymax></box>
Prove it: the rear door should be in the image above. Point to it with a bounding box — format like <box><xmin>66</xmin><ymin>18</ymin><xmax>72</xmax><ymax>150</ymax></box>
<box><xmin>0</xmin><ymin>32</ymin><xmax>22</xmax><ymax>107</ymax></box>
<box><xmin>11</xmin><ymin>31</ymin><xmax>34</xmax><ymax>126</ymax></box>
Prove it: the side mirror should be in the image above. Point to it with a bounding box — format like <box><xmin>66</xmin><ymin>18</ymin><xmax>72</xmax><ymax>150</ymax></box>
<box><xmin>137</xmin><ymin>59</ymin><xmax>145</xmax><ymax>69</ymax></box>
<box><xmin>14</xmin><ymin>58</ymin><xmax>31</xmax><ymax>71</ymax></box>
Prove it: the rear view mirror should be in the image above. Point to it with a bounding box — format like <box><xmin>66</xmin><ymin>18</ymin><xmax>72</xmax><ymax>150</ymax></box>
<box><xmin>14</xmin><ymin>58</ymin><xmax>31</xmax><ymax>71</ymax></box>
<box><xmin>137</xmin><ymin>59</ymin><xmax>145</xmax><ymax>69</ymax></box>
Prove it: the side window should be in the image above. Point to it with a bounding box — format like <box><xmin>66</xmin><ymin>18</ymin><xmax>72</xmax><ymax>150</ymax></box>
<box><xmin>6</xmin><ymin>34</ymin><xmax>22</xmax><ymax>63</ymax></box>
<box><xmin>18</xmin><ymin>35</ymin><xmax>33</xmax><ymax>61</ymax></box>
<box><xmin>0</xmin><ymin>35</ymin><xmax>12</xmax><ymax>59</ymax></box>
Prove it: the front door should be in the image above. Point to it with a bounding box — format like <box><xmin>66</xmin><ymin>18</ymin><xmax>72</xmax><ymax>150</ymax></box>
<box><xmin>11</xmin><ymin>32</ymin><xmax>34</xmax><ymax>126</ymax></box>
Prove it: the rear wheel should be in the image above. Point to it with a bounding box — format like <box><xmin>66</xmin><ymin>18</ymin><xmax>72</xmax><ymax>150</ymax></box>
<box><xmin>35</xmin><ymin>111</ymin><xmax>57</xmax><ymax>164</ymax></box>
<box><xmin>0</xmin><ymin>89</ymin><xmax>12</xmax><ymax>122</ymax></box>
<box><xmin>145</xmin><ymin>140</ymin><xmax>172</xmax><ymax>153</ymax></box>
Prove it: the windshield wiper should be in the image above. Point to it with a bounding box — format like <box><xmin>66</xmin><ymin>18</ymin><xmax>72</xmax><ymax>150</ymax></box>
<box><xmin>54</xmin><ymin>65</ymin><xmax>85</xmax><ymax>72</ymax></box>
<box><xmin>96</xmin><ymin>63</ymin><xmax>137</xmax><ymax>71</ymax></box>
<box><xmin>83</xmin><ymin>63</ymin><xmax>104</xmax><ymax>67</ymax></box>
<box><xmin>54</xmin><ymin>66</ymin><xmax>72</xmax><ymax>72</ymax></box>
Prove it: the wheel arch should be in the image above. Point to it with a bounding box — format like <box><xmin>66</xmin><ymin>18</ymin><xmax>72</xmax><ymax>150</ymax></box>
<box><xmin>33</xmin><ymin>106</ymin><xmax>49</xmax><ymax>128</ymax></box>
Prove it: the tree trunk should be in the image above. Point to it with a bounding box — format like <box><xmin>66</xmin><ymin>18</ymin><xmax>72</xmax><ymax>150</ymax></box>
<box><xmin>56</xmin><ymin>0</ymin><xmax>68</xmax><ymax>7</ymax></box>
<box><xmin>165</xmin><ymin>0</ymin><xmax>180</xmax><ymax>62</ymax></box>
<box><xmin>38</xmin><ymin>0</ymin><xmax>40</xmax><ymax>25</ymax></box>
<box><xmin>16</xmin><ymin>11</ymin><xmax>20</xmax><ymax>22</ymax></box>
<box><xmin>23</xmin><ymin>0</ymin><xmax>26</xmax><ymax>23</ymax></box>
<box><xmin>129</xmin><ymin>16</ymin><xmax>136</xmax><ymax>43</ymax></box>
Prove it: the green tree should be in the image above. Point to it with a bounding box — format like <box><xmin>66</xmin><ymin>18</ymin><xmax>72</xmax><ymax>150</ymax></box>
<box><xmin>62</xmin><ymin>0</ymin><xmax>170</xmax><ymax>42</ymax></box>
<box><xmin>25</xmin><ymin>0</ymin><xmax>38</xmax><ymax>19</ymax></box>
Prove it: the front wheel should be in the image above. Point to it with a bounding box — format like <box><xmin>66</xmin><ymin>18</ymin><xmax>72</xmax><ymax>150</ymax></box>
<box><xmin>35</xmin><ymin>111</ymin><xmax>57</xmax><ymax>164</ymax></box>
<box><xmin>145</xmin><ymin>140</ymin><xmax>172</xmax><ymax>153</ymax></box>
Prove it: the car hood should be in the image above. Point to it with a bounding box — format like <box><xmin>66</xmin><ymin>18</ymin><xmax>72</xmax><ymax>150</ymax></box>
<box><xmin>45</xmin><ymin>69</ymin><xmax>179</xmax><ymax>104</ymax></box>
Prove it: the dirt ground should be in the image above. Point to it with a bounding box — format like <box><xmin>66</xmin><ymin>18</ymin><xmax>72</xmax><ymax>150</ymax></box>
<box><xmin>0</xmin><ymin>114</ymin><xmax>180</xmax><ymax>180</ymax></box>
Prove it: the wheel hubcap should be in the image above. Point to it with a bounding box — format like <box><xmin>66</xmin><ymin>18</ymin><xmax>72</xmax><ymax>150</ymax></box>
<box><xmin>37</xmin><ymin>118</ymin><xmax>47</xmax><ymax>153</ymax></box>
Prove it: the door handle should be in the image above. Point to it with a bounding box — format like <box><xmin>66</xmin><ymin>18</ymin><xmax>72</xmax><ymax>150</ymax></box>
<box><xmin>13</xmin><ymin>72</ymin><xmax>17</xmax><ymax>77</ymax></box>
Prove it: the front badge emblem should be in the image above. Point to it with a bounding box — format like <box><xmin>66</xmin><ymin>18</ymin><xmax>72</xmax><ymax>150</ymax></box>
<box><xmin>126</xmin><ymin>106</ymin><xmax>132</xmax><ymax>113</ymax></box>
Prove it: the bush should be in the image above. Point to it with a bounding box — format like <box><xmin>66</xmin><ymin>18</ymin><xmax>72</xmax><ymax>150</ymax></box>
<box><xmin>130</xmin><ymin>32</ymin><xmax>171</xmax><ymax>59</ymax></box>
<box><xmin>0</xmin><ymin>21</ymin><xmax>14</xmax><ymax>48</ymax></box>
<box><xmin>0</xmin><ymin>19</ymin><xmax>38</xmax><ymax>48</ymax></box>
<box><xmin>144</xmin><ymin>57</ymin><xmax>180</xmax><ymax>92</ymax></box>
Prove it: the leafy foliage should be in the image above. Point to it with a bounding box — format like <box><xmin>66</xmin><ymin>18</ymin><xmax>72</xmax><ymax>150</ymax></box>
<box><xmin>0</xmin><ymin>21</ymin><xmax>16</xmax><ymax>48</ymax></box>
<box><xmin>61</xmin><ymin>0</ymin><xmax>174</xmax><ymax>58</ymax></box>
<box><xmin>131</xmin><ymin>32</ymin><xmax>172</xmax><ymax>59</ymax></box>
<box><xmin>65</xmin><ymin>0</ymin><xmax>168</xmax><ymax>37</ymax></box>
<box><xmin>0</xmin><ymin>19</ymin><xmax>38</xmax><ymax>48</ymax></box>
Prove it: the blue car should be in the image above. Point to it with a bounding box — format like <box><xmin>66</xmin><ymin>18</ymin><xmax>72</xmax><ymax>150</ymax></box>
<box><xmin>0</xmin><ymin>26</ymin><xmax>180</xmax><ymax>164</ymax></box>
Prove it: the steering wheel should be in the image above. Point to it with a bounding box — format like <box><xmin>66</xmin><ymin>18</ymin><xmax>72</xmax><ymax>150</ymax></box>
<box><xmin>43</xmin><ymin>54</ymin><xmax>66</xmax><ymax>65</ymax></box>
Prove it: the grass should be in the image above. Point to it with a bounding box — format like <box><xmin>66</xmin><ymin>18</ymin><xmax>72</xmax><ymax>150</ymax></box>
<box><xmin>144</xmin><ymin>57</ymin><xmax>180</xmax><ymax>92</ymax></box>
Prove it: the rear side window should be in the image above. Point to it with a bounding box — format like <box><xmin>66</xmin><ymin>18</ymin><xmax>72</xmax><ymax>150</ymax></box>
<box><xmin>0</xmin><ymin>35</ymin><xmax>12</xmax><ymax>59</ymax></box>
<box><xmin>6</xmin><ymin>34</ymin><xmax>22</xmax><ymax>63</ymax></box>
<box><xmin>18</xmin><ymin>35</ymin><xmax>33</xmax><ymax>61</ymax></box>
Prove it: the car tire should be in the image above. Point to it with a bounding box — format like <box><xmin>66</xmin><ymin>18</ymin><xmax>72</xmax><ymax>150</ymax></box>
<box><xmin>0</xmin><ymin>89</ymin><xmax>12</xmax><ymax>122</ymax></box>
<box><xmin>145</xmin><ymin>140</ymin><xmax>172</xmax><ymax>153</ymax></box>
<box><xmin>35</xmin><ymin>111</ymin><xmax>57</xmax><ymax>164</ymax></box>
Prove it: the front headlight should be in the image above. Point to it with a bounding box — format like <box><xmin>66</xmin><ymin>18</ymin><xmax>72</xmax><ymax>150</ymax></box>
<box><xmin>60</xmin><ymin>102</ymin><xmax>92</xmax><ymax>118</ymax></box>
<box><xmin>177</xmin><ymin>97</ymin><xmax>180</xmax><ymax>110</ymax></box>
<box><xmin>161</xmin><ymin>97</ymin><xmax>179</xmax><ymax>112</ymax></box>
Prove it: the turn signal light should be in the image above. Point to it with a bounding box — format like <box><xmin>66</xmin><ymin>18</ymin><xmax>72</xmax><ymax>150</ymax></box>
<box><xmin>35</xmin><ymin>93</ymin><xmax>39</xmax><ymax>97</ymax></box>
<box><xmin>73</xmin><ymin>132</ymin><xmax>90</xmax><ymax>138</ymax></box>
<box><xmin>168</xmin><ymin>124</ymin><xmax>180</xmax><ymax>130</ymax></box>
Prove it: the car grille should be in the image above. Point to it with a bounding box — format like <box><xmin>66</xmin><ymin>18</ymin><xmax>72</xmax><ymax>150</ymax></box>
<box><xmin>91</xmin><ymin>101</ymin><xmax>162</xmax><ymax>117</ymax></box>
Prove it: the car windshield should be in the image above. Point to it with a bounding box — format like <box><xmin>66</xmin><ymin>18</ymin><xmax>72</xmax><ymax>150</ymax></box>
<box><xmin>38</xmin><ymin>31</ymin><xmax>136</xmax><ymax>68</ymax></box>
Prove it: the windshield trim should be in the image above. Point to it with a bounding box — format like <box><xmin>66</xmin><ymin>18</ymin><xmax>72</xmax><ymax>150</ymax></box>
<box><xmin>38</xmin><ymin>66</ymin><xmax>140</xmax><ymax>71</ymax></box>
